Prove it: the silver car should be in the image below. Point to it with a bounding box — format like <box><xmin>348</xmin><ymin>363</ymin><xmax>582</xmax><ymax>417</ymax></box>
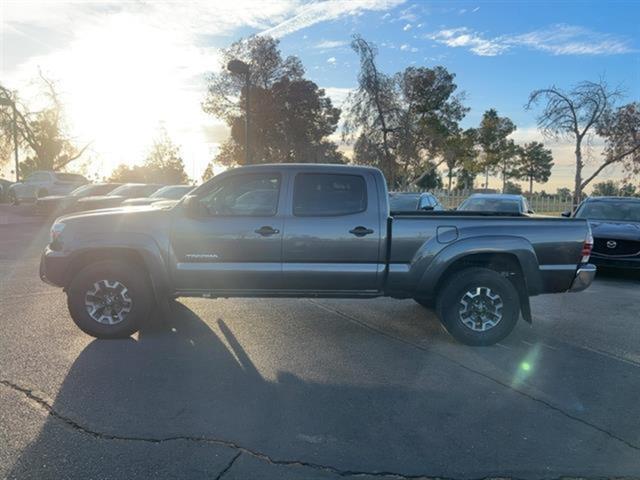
<box><xmin>8</xmin><ymin>171</ymin><xmax>88</xmax><ymax>204</ymax></box>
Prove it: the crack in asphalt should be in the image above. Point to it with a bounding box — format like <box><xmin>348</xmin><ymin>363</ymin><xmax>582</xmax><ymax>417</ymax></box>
<box><xmin>306</xmin><ymin>299</ymin><xmax>640</xmax><ymax>453</ymax></box>
<box><xmin>214</xmin><ymin>451</ymin><xmax>241</xmax><ymax>480</ymax></box>
<box><xmin>0</xmin><ymin>378</ymin><xmax>513</xmax><ymax>480</ymax></box>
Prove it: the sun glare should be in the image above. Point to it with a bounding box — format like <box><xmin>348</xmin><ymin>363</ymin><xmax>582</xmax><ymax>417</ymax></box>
<box><xmin>54</xmin><ymin>14</ymin><xmax>219</xmax><ymax>179</ymax></box>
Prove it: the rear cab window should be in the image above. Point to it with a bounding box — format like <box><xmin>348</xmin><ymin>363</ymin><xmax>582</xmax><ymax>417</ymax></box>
<box><xmin>293</xmin><ymin>173</ymin><xmax>367</xmax><ymax>216</ymax></box>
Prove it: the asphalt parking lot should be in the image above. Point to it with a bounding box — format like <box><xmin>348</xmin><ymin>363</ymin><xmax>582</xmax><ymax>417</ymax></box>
<box><xmin>1</xmin><ymin>205</ymin><xmax>639</xmax><ymax>479</ymax></box>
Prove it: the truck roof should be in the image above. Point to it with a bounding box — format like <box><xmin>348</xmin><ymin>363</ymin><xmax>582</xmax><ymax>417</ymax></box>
<box><xmin>224</xmin><ymin>163</ymin><xmax>383</xmax><ymax>175</ymax></box>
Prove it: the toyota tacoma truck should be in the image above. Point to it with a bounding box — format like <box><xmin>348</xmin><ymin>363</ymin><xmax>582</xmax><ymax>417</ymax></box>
<box><xmin>40</xmin><ymin>164</ymin><xmax>596</xmax><ymax>346</ymax></box>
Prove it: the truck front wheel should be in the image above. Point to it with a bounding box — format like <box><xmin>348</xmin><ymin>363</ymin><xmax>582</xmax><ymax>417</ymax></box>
<box><xmin>436</xmin><ymin>267</ymin><xmax>520</xmax><ymax>346</ymax></box>
<box><xmin>67</xmin><ymin>260</ymin><xmax>152</xmax><ymax>339</ymax></box>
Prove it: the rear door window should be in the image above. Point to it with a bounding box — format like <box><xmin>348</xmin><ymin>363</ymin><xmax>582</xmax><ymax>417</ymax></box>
<box><xmin>293</xmin><ymin>173</ymin><xmax>367</xmax><ymax>216</ymax></box>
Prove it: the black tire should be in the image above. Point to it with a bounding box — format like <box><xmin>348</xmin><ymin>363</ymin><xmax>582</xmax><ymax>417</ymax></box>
<box><xmin>436</xmin><ymin>267</ymin><xmax>520</xmax><ymax>346</ymax></box>
<box><xmin>67</xmin><ymin>260</ymin><xmax>152</xmax><ymax>339</ymax></box>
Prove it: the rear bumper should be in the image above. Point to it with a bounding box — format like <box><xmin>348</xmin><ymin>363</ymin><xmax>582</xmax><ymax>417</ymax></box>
<box><xmin>568</xmin><ymin>264</ymin><xmax>596</xmax><ymax>292</ymax></box>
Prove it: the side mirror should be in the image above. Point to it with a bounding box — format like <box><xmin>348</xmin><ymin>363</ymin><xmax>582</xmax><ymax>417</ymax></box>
<box><xmin>182</xmin><ymin>195</ymin><xmax>204</xmax><ymax>218</ymax></box>
<box><xmin>420</xmin><ymin>205</ymin><xmax>435</xmax><ymax>211</ymax></box>
<box><xmin>527</xmin><ymin>209</ymin><xmax>535</xmax><ymax>214</ymax></box>
<box><xmin>561</xmin><ymin>210</ymin><xmax>571</xmax><ymax>217</ymax></box>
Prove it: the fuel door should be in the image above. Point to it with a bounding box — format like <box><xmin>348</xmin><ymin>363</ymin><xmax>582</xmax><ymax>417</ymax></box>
<box><xmin>437</xmin><ymin>225</ymin><xmax>458</xmax><ymax>244</ymax></box>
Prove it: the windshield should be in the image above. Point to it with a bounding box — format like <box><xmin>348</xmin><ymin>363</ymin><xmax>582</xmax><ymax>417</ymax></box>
<box><xmin>108</xmin><ymin>184</ymin><xmax>159</xmax><ymax>197</ymax></box>
<box><xmin>389</xmin><ymin>195</ymin><xmax>419</xmax><ymax>210</ymax></box>
<box><xmin>55</xmin><ymin>173</ymin><xmax>86</xmax><ymax>182</ymax></box>
<box><xmin>458</xmin><ymin>198</ymin><xmax>522</xmax><ymax>213</ymax></box>
<box><xmin>576</xmin><ymin>200</ymin><xmax>640</xmax><ymax>222</ymax></box>
<box><xmin>70</xmin><ymin>184</ymin><xmax>118</xmax><ymax>197</ymax></box>
<box><xmin>150</xmin><ymin>185</ymin><xmax>193</xmax><ymax>199</ymax></box>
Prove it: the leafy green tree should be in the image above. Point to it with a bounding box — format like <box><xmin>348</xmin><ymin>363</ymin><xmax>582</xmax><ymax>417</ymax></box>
<box><xmin>202</xmin><ymin>36</ymin><xmax>342</xmax><ymax>170</ymax></box>
<box><xmin>477</xmin><ymin>109</ymin><xmax>516</xmax><ymax>189</ymax></box>
<box><xmin>344</xmin><ymin>35</ymin><xmax>467</xmax><ymax>188</ymax></box>
<box><xmin>456</xmin><ymin>168</ymin><xmax>477</xmax><ymax>191</ymax></box>
<box><xmin>591</xmin><ymin>180</ymin><xmax>619</xmax><ymax>196</ymax></box>
<box><xmin>556</xmin><ymin>187</ymin><xmax>572</xmax><ymax>199</ymax></box>
<box><xmin>515</xmin><ymin>141</ymin><xmax>554</xmax><ymax>195</ymax></box>
<box><xmin>415</xmin><ymin>164</ymin><xmax>443</xmax><ymax>190</ymax></box>
<box><xmin>619</xmin><ymin>182</ymin><xmax>638</xmax><ymax>197</ymax></box>
<box><xmin>503</xmin><ymin>180</ymin><xmax>523</xmax><ymax>195</ymax></box>
<box><xmin>441</xmin><ymin>128</ymin><xmax>477</xmax><ymax>192</ymax></box>
<box><xmin>142</xmin><ymin>129</ymin><xmax>188</xmax><ymax>184</ymax></box>
<box><xmin>109</xmin><ymin>130</ymin><xmax>188</xmax><ymax>184</ymax></box>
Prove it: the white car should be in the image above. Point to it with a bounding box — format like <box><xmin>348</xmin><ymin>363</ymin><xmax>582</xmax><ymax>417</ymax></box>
<box><xmin>8</xmin><ymin>171</ymin><xmax>88</xmax><ymax>204</ymax></box>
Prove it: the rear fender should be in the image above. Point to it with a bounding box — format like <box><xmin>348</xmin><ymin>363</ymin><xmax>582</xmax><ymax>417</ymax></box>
<box><xmin>413</xmin><ymin>236</ymin><xmax>541</xmax><ymax>320</ymax></box>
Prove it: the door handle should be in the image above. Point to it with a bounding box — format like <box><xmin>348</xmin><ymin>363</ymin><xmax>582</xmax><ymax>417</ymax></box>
<box><xmin>349</xmin><ymin>226</ymin><xmax>374</xmax><ymax>237</ymax></box>
<box><xmin>255</xmin><ymin>226</ymin><xmax>280</xmax><ymax>236</ymax></box>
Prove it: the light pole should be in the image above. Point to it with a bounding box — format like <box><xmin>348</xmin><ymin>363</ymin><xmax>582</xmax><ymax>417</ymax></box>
<box><xmin>0</xmin><ymin>96</ymin><xmax>19</xmax><ymax>182</ymax></box>
<box><xmin>227</xmin><ymin>59</ymin><xmax>251</xmax><ymax>164</ymax></box>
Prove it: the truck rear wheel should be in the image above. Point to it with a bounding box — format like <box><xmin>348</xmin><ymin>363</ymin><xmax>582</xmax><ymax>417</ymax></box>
<box><xmin>436</xmin><ymin>267</ymin><xmax>519</xmax><ymax>346</ymax></box>
<box><xmin>67</xmin><ymin>260</ymin><xmax>152</xmax><ymax>339</ymax></box>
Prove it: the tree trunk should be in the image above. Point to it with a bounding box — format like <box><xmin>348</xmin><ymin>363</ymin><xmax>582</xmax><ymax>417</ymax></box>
<box><xmin>448</xmin><ymin>169</ymin><xmax>453</xmax><ymax>192</ymax></box>
<box><xmin>529</xmin><ymin>176</ymin><xmax>533</xmax><ymax>196</ymax></box>
<box><xmin>572</xmin><ymin>137</ymin><xmax>583</xmax><ymax>210</ymax></box>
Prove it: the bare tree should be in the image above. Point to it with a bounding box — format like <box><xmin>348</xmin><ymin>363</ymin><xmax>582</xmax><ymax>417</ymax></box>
<box><xmin>527</xmin><ymin>80</ymin><xmax>621</xmax><ymax>207</ymax></box>
<box><xmin>0</xmin><ymin>73</ymin><xmax>89</xmax><ymax>176</ymax></box>
<box><xmin>343</xmin><ymin>35</ymin><xmax>399</xmax><ymax>185</ymax></box>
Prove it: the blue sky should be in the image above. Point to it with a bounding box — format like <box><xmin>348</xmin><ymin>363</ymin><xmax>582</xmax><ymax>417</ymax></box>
<box><xmin>2</xmin><ymin>0</ymin><xmax>639</xmax><ymax>189</ymax></box>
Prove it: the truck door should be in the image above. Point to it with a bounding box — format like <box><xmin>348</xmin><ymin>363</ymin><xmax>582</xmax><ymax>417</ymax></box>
<box><xmin>170</xmin><ymin>172</ymin><xmax>284</xmax><ymax>292</ymax></box>
<box><xmin>281</xmin><ymin>171</ymin><xmax>383</xmax><ymax>292</ymax></box>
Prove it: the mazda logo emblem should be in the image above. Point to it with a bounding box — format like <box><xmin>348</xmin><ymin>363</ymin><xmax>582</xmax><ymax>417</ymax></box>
<box><xmin>606</xmin><ymin>240</ymin><xmax>617</xmax><ymax>249</ymax></box>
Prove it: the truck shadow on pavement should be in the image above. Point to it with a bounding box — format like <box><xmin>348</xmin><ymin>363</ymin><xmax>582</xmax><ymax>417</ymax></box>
<box><xmin>8</xmin><ymin>302</ymin><xmax>640</xmax><ymax>479</ymax></box>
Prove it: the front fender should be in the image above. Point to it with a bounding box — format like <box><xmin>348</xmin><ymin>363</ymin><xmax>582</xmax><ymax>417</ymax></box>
<box><xmin>65</xmin><ymin>232</ymin><xmax>171</xmax><ymax>302</ymax></box>
<box><xmin>414</xmin><ymin>235</ymin><xmax>542</xmax><ymax>296</ymax></box>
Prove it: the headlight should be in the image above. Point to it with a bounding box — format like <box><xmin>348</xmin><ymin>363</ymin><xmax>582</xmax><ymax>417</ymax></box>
<box><xmin>50</xmin><ymin>222</ymin><xmax>66</xmax><ymax>244</ymax></box>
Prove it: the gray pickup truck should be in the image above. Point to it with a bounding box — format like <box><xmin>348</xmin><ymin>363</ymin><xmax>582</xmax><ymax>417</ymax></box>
<box><xmin>41</xmin><ymin>164</ymin><xmax>596</xmax><ymax>345</ymax></box>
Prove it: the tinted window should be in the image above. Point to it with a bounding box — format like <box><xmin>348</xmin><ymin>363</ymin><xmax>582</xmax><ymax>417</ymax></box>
<box><xmin>28</xmin><ymin>172</ymin><xmax>49</xmax><ymax>182</ymax></box>
<box><xmin>458</xmin><ymin>198</ymin><xmax>521</xmax><ymax>214</ymax></box>
<box><xmin>575</xmin><ymin>200</ymin><xmax>640</xmax><ymax>222</ymax></box>
<box><xmin>200</xmin><ymin>174</ymin><xmax>280</xmax><ymax>216</ymax></box>
<box><xmin>293</xmin><ymin>173</ymin><xmax>366</xmax><ymax>216</ymax></box>
<box><xmin>150</xmin><ymin>185</ymin><xmax>193</xmax><ymax>199</ymax></box>
<box><xmin>389</xmin><ymin>194</ymin><xmax>419</xmax><ymax>211</ymax></box>
<box><xmin>55</xmin><ymin>173</ymin><xmax>86</xmax><ymax>182</ymax></box>
<box><xmin>69</xmin><ymin>184</ymin><xmax>118</xmax><ymax>197</ymax></box>
<box><xmin>108</xmin><ymin>184</ymin><xmax>160</xmax><ymax>197</ymax></box>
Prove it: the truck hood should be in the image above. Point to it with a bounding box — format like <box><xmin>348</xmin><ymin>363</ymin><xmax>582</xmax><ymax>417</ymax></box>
<box><xmin>588</xmin><ymin>220</ymin><xmax>640</xmax><ymax>241</ymax></box>
<box><xmin>58</xmin><ymin>204</ymin><xmax>164</xmax><ymax>222</ymax></box>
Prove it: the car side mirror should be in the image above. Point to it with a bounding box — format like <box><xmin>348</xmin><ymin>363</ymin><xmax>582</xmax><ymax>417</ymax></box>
<box><xmin>420</xmin><ymin>205</ymin><xmax>434</xmax><ymax>211</ymax></box>
<box><xmin>561</xmin><ymin>210</ymin><xmax>571</xmax><ymax>217</ymax></box>
<box><xmin>527</xmin><ymin>209</ymin><xmax>535</xmax><ymax>214</ymax></box>
<box><xmin>183</xmin><ymin>195</ymin><xmax>204</xmax><ymax>218</ymax></box>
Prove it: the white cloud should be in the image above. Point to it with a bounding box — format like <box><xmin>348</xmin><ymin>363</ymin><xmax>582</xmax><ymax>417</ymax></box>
<box><xmin>260</xmin><ymin>0</ymin><xmax>406</xmax><ymax>38</ymax></box>
<box><xmin>427</xmin><ymin>27</ymin><xmax>508</xmax><ymax>56</ymax></box>
<box><xmin>315</xmin><ymin>39</ymin><xmax>348</xmax><ymax>49</ymax></box>
<box><xmin>403</xmin><ymin>23</ymin><xmax>412</xmax><ymax>31</ymax></box>
<box><xmin>326</xmin><ymin>56</ymin><xmax>337</xmax><ymax>64</ymax></box>
<box><xmin>400</xmin><ymin>44</ymin><xmax>410</xmax><ymax>51</ymax></box>
<box><xmin>323</xmin><ymin>87</ymin><xmax>353</xmax><ymax>107</ymax></box>
<box><xmin>427</xmin><ymin>24</ymin><xmax>634</xmax><ymax>57</ymax></box>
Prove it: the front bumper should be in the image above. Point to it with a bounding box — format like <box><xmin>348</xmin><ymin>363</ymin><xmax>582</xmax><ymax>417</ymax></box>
<box><xmin>591</xmin><ymin>254</ymin><xmax>640</xmax><ymax>270</ymax></box>
<box><xmin>568</xmin><ymin>264</ymin><xmax>597</xmax><ymax>292</ymax></box>
<box><xmin>39</xmin><ymin>247</ymin><xmax>69</xmax><ymax>288</ymax></box>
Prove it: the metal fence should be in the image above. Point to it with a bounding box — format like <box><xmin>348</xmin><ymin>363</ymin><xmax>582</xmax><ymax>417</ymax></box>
<box><xmin>406</xmin><ymin>188</ymin><xmax>573</xmax><ymax>213</ymax></box>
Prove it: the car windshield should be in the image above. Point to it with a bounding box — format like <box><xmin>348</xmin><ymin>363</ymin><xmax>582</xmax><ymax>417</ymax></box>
<box><xmin>70</xmin><ymin>184</ymin><xmax>118</xmax><ymax>197</ymax></box>
<box><xmin>108</xmin><ymin>184</ymin><xmax>158</xmax><ymax>197</ymax></box>
<box><xmin>149</xmin><ymin>185</ymin><xmax>193</xmax><ymax>199</ymax></box>
<box><xmin>575</xmin><ymin>200</ymin><xmax>640</xmax><ymax>222</ymax></box>
<box><xmin>55</xmin><ymin>173</ymin><xmax>86</xmax><ymax>182</ymax></box>
<box><xmin>389</xmin><ymin>195</ymin><xmax>419</xmax><ymax>210</ymax></box>
<box><xmin>458</xmin><ymin>198</ymin><xmax>521</xmax><ymax>213</ymax></box>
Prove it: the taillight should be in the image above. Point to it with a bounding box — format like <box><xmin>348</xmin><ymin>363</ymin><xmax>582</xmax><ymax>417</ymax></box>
<box><xmin>581</xmin><ymin>230</ymin><xmax>593</xmax><ymax>263</ymax></box>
